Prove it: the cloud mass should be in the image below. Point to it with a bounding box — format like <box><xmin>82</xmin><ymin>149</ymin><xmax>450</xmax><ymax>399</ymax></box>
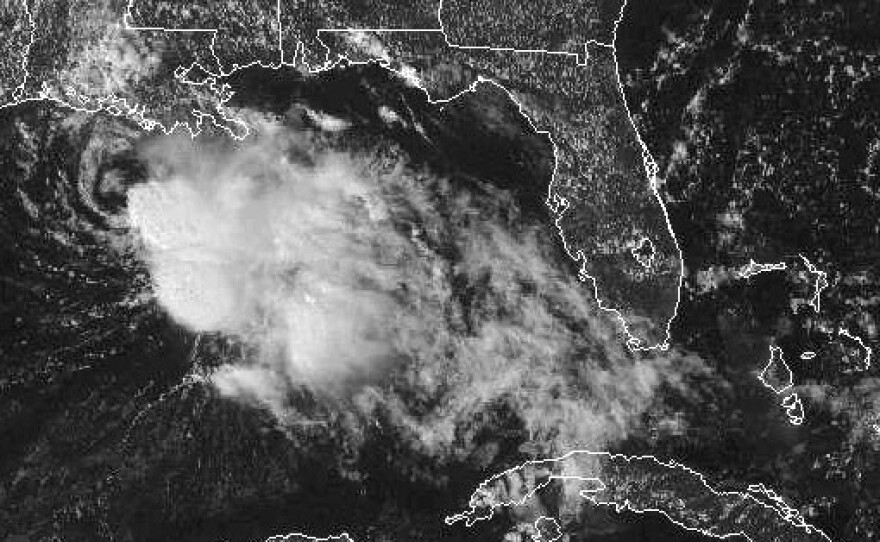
<box><xmin>127</xmin><ymin>130</ymin><xmax>407</xmax><ymax>393</ymax></box>
<box><xmin>126</xmin><ymin>122</ymin><xmax>709</xmax><ymax>456</ymax></box>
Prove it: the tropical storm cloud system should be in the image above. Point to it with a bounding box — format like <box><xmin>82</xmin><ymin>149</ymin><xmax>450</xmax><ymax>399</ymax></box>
<box><xmin>1</xmin><ymin>1</ymin><xmax>879</xmax><ymax>542</ymax></box>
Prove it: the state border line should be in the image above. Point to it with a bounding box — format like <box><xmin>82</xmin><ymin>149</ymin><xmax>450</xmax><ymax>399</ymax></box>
<box><xmin>1</xmin><ymin>0</ymin><xmax>683</xmax><ymax>350</ymax></box>
<box><xmin>0</xmin><ymin>3</ymin><xmax>864</xmax><ymax>541</ymax></box>
<box><xmin>122</xmin><ymin>0</ymin><xmax>683</xmax><ymax>351</ymax></box>
<box><xmin>0</xmin><ymin>0</ymin><xmax>36</xmax><ymax>109</ymax></box>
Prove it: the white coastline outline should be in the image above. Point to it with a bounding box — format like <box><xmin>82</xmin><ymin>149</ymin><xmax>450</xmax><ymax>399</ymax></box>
<box><xmin>630</xmin><ymin>236</ymin><xmax>657</xmax><ymax>269</ymax></box>
<box><xmin>797</xmin><ymin>253</ymin><xmax>829</xmax><ymax>314</ymax></box>
<box><xmin>757</xmin><ymin>344</ymin><xmax>794</xmax><ymax>395</ymax></box>
<box><xmin>838</xmin><ymin>327</ymin><xmax>873</xmax><ymax>372</ymax></box>
<box><xmin>0</xmin><ymin>3</ymin><xmax>855</xmax><ymax>542</ymax></box>
<box><xmin>780</xmin><ymin>392</ymin><xmax>805</xmax><ymax>426</ymax></box>
<box><xmin>4</xmin><ymin>0</ymin><xmax>36</xmax><ymax>106</ymax></box>
<box><xmin>747</xmin><ymin>483</ymin><xmax>806</xmax><ymax>523</ymax></box>
<box><xmin>115</xmin><ymin>0</ymin><xmax>686</xmax><ymax>352</ymax></box>
<box><xmin>737</xmin><ymin>259</ymin><xmax>787</xmax><ymax>279</ymax></box>
<box><xmin>0</xmin><ymin>0</ymin><xmax>252</xmax><ymax>139</ymax></box>
<box><xmin>532</xmin><ymin>515</ymin><xmax>563</xmax><ymax>542</ymax></box>
<box><xmin>756</xmin><ymin>344</ymin><xmax>810</xmax><ymax>426</ymax></box>
<box><xmin>444</xmin><ymin>449</ymin><xmax>832</xmax><ymax>542</ymax></box>
<box><xmin>0</xmin><ymin>0</ymin><xmax>682</xmax><ymax>352</ymax></box>
<box><xmin>264</xmin><ymin>532</ymin><xmax>354</xmax><ymax>542</ymax></box>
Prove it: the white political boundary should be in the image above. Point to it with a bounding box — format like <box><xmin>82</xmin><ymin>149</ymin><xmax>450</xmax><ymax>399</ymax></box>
<box><xmin>4</xmin><ymin>0</ymin><xmax>35</xmax><ymax>106</ymax></box>
<box><xmin>756</xmin><ymin>344</ymin><xmax>810</xmax><ymax>427</ymax></box>
<box><xmin>0</xmin><ymin>16</ymin><xmax>248</xmax><ymax>140</ymax></box>
<box><xmin>745</xmin><ymin>256</ymin><xmax>871</xmax><ymax>425</ymax></box>
<box><xmin>438</xmin><ymin>0</ymin><xmax>684</xmax><ymax>353</ymax></box>
<box><xmin>780</xmin><ymin>392</ymin><xmax>805</xmax><ymax>426</ymax></box>
<box><xmin>0</xmin><ymin>3</ymin><xmax>841</xmax><ymax>541</ymax></box>
<box><xmin>533</xmin><ymin>515</ymin><xmax>563</xmax><ymax>542</ymax></box>
<box><xmin>797</xmin><ymin>253</ymin><xmax>829</xmax><ymax>314</ymax></box>
<box><xmin>757</xmin><ymin>344</ymin><xmax>794</xmax><ymax>395</ymax></box>
<box><xmin>0</xmin><ymin>3</ymin><xmax>864</xmax><ymax>538</ymax></box>
<box><xmin>447</xmin><ymin>471</ymin><xmax>607</xmax><ymax>523</ymax></box>
<box><xmin>0</xmin><ymin>0</ymin><xmax>684</xmax><ymax>352</ymax></box>
<box><xmin>800</xmin><ymin>351</ymin><xmax>816</xmax><ymax>359</ymax></box>
<box><xmin>444</xmin><ymin>449</ymin><xmax>833</xmax><ymax>542</ymax></box>
<box><xmin>746</xmin><ymin>483</ymin><xmax>811</xmax><ymax>525</ymax></box>
<box><xmin>117</xmin><ymin>0</ymin><xmax>684</xmax><ymax>353</ymax></box>
<box><xmin>264</xmin><ymin>532</ymin><xmax>354</xmax><ymax>542</ymax></box>
<box><xmin>630</xmin><ymin>236</ymin><xmax>656</xmax><ymax>269</ymax></box>
<box><xmin>0</xmin><ymin>1</ymin><xmax>229</xmax><ymax>135</ymax></box>
<box><xmin>737</xmin><ymin>259</ymin><xmax>787</xmax><ymax>279</ymax></box>
<box><xmin>838</xmin><ymin>327</ymin><xmax>874</xmax><ymax>372</ymax></box>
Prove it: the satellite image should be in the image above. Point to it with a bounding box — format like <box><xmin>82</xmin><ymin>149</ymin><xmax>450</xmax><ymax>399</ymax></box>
<box><xmin>0</xmin><ymin>0</ymin><xmax>878</xmax><ymax>541</ymax></box>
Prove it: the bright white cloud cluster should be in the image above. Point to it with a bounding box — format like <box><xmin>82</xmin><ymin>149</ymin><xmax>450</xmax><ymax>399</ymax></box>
<box><xmin>127</xmin><ymin>130</ymin><xmax>410</xmax><ymax>404</ymax></box>
<box><xmin>126</xmin><ymin>125</ymin><xmax>712</xmax><ymax>457</ymax></box>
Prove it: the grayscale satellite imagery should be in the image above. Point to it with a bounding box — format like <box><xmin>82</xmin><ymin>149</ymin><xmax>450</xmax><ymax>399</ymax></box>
<box><xmin>1</xmin><ymin>0</ymin><xmax>879</xmax><ymax>541</ymax></box>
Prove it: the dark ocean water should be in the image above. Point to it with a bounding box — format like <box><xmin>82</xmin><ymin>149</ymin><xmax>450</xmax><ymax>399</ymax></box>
<box><xmin>616</xmin><ymin>0</ymin><xmax>880</xmax><ymax>539</ymax></box>
<box><xmin>5</xmin><ymin>0</ymin><xmax>879</xmax><ymax>536</ymax></box>
<box><xmin>0</xmin><ymin>59</ymin><xmax>733</xmax><ymax>541</ymax></box>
